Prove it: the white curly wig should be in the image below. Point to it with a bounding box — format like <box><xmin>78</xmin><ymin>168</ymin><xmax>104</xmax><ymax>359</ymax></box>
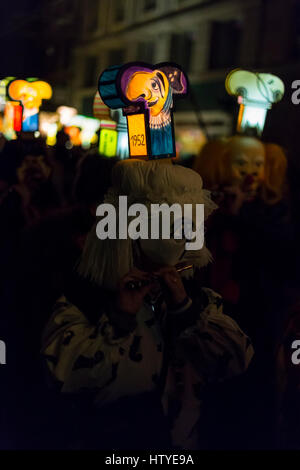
<box><xmin>78</xmin><ymin>159</ymin><xmax>217</xmax><ymax>290</ymax></box>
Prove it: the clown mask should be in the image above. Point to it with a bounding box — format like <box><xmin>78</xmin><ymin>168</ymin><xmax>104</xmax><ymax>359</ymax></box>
<box><xmin>228</xmin><ymin>136</ymin><xmax>265</xmax><ymax>199</ymax></box>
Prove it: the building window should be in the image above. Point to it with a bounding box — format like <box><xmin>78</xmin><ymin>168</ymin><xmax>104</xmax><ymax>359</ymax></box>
<box><xmin>170</xmin><ymin>33</ymin><xmax>193</xmax><ymax>72</ymax></box>
<box><xmin>143</xmin><ymin>0</ymin><xmax>156</xmax><ymax>11</ymax></box>
<box><xmin>209</xmin><ymin>20</ymin><xmax>242</xmax><ymax>69</ymax></box>
<box><xmin>114</xmin><ymin>0</ymin><xmax>126</xmax><ymax>23</ymax></box>
<box><xmin>85</xmin><ymin>0</ymin><xmax>99</xmax><ymax>32</ymax></box>
<box><xmin>136</xmin><ymin>42</ymin><xmax>155</xmax><ymax>63</ymax></box>
<box><xmin>292</xmin><ymin>2</ymin><xmax>300</xmax><ymax>60</ymax></box>
<box><xmin>84</xmin><ymin>56</ymin><xmax>98</xmax><ymax>87</ymax></box>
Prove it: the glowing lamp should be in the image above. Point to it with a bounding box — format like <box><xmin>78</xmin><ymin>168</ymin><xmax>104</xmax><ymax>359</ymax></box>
<box><xmin>98</xmin><ymin>62</ymin><xmax>188</xmax><ymax>160</ymax></box>
<box><xmin>57</xmin><ymin>106</ymin><xmax>77</xmax><ymax>126</ymax></box>
<box><xmin>39</xmin><ymin>112</ymin><xmax>59</xmax><ymax>146</ymax></box>
<box><xmin>225</xmin><ymin>69</ymin><xmax>284</xmax><ymax>136</ymax></box>
<box><xmin>8</xmin><ymin>79</ymin><xmax>52</xmax><ymax>132</ymax></box>
<box><xmin>66</xmin><ymin>114</ymin><xmax>100</xmax><ymax>149</ymax></box>
<box><xmin>94</xmin><ymin>91</ymin><xmax>128</xmax><ymax>158</ymax></box>
<box><xmin>99</xmin><ymin>121</ymin><xmax>118</xmax><ymax>157</ymax></box>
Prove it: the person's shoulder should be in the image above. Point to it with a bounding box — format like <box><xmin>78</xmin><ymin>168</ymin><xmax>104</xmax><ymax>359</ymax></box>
<box><xmin>52</xmin><ymin>295</ymin><xmax>83</xmax><ymax>323</ymax></box>
<box><xmin>184</xmin><ymin>278</ymin><xmax>223</xmax><ymax>312</ymax></box>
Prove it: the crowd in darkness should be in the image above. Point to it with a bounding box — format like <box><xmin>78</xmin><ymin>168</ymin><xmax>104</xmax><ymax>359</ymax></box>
<box><xmin>0</xmin><ymin>130</ymin><xmax>299</xmax><ymax>450</ymax></box>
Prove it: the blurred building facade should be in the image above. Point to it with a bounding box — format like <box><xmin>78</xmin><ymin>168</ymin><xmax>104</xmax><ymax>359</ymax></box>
<box><xmin>62</xmin><ymin>0</ymin><xmax>297</xmax><ymax>140</ymax></box>
<box><xmin>33</xmin><ymin>0</ymin><xmax>299</xmax><ymax>146</ymax></box>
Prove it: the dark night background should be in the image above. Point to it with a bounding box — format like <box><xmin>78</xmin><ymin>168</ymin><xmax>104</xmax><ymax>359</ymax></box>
<box><xmin>1</xmin><ymin>0</ymin><xmax>300</xmax><ymax>453</ymax></box>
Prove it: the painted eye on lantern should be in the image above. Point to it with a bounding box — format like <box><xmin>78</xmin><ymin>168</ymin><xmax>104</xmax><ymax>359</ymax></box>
<box><xmin>151</xmin><ymin>80</ymin><xmax>159</xmax><ymax>90</ymax></box>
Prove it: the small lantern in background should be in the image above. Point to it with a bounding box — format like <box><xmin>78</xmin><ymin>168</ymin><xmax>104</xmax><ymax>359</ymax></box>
<box><xmin>94</xmin><ymin>91</ymin><xmax>129</xmax><ymax>158</ymax></box>
<box><xmin>0</xmin><ymin>76</ymin><xmax>20</xmax><ymax>139</ymax></box>
<box><xmin>225</xmin><ymin>69</ymin><xmax>284</xmax><ymax>136</ymax></box>
<box><xmin>98</xmin><ymin>62</ymin><xmax>188</xmax><ymax>160</ymax></box>
<box><xmin>39</xmin><ymin>111</ymin><xmax>59</xmax><ymax>146</ymax></box>
<box><xmin>65</xmin><ymin>114</ymin><xmax>100</xmax><ymax>149</ymax></box>
<box><xmin>57</xmin><ymin>106</ymin><xmax>77</xmax><ymax>127</ymax></box>
<box><xmin>8</xmin><ymin>79</ymin><xmax>52</xmax><ymax>132</ymax></box>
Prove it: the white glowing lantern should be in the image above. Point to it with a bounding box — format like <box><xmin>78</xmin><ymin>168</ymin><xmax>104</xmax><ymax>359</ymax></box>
<box><xmin>57</xmin><ymin>106</ymin><xmax>78</xmax><ymax>126</ymax></box>
<box><xmin>226</xmin><ymin>69</ymin><xmax>285</xmax><ymax>135</ymax></box>
<box><xmin>67</xmin><ymin>114</ymin><xmax>101</xmax><ymax>149</ymax></box>
<box><xmin>39</xmin><ymin>111</ymin><xmax>59</xmax><ymax>145</ymax></box>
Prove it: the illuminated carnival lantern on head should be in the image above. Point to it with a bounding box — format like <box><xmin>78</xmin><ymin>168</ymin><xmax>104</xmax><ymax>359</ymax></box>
<box><xmin>8</xmin><ymin>79</ymin><xmax>52</xmax><ymax>132</ymax></box>
<box><xmin>93</xmin><ymin>91</ymin><xmax>118</xmax><ymax>157</ymax></box>
<box><xmin>0</xmin><ymin>76</ymin><xmax>20</xmax><ymax>139</ymax></box>
<box><xmin>98</xmin><ymin>62</ymin><xmax>188</xmax><ymax>159</ymax></box>
<box><xmin>39</xmin><ymin>111</ymin><xmax>59</xmax><ymax>146</ymax></box>
<box><xmin>65</xmin><ymin>114</ymin><xmax>100</xmax><ymax>149</ymax></box>
<box><xmin>225</xmin><ymin>69</ymin><xmax>284</xmax><ymax>136</ymax></box>
<box><xmin>93</xmin><ymin>91</ymin><xmax>129</xmax><ymax>159</ymax></box>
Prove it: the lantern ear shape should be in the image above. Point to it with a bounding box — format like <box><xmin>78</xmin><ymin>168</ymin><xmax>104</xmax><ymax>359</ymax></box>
<box><xmin>257</xmin><ymin>73</ymin><xmax>284</xmax><ymax>103</ymax></box>
<box><xmin>158</xmin><ymin>65</ymin><xmax>188</xmax><ymax>95</ymax></box>
<box><xmin>225</xmin><ymin>69</ymin><xmax>255</xmax><ymax>99</ymax></box>
<box><xmin>8</xmin><ymin>80</ymin><xmax>29</xmax><ymax>101</ymax></box>
<box><xmin>33</xmin><ymin>81</ymin><xmax>52</xmax><ymax>99</ymax></box>
<box><xmin>226</xmin><ymin>69</ymin><xmax>285</xmax><ymax>104</ymax></box>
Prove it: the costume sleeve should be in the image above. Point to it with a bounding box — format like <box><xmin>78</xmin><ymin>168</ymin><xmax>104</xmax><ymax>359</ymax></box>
<box><xmin>166</xmin><ymin>288</ymin><xmax>254</xmax><ymax>381</ymax></box>
<box><xmin>41</xmin><ymin>296</ymin><xmax>138</xmax><ymax>394</ymax></box>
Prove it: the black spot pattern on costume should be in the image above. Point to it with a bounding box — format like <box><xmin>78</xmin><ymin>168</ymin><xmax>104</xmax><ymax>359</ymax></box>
<box><xmin>98</xmin><ymin>362</ymin><xmax>119</xmax><ymax>391</ymax></box>
<box><xmin>62</xmin><ymin>330</ymin><xmax>75</xmax><ymax>345</ymax></box>
<box><xmin>119</xmin><ymin>347</ymin><xmax>125</xmax><ymax>356</ymax></box>
<box><xmin>73</xmin><ymin>351</ymin><xmax>104</xmax><ymax>370</ymax></box>
<box><xmin>129</xmin><ymin>336</ymin><xmax>143</xmax><ymax>362</ymax></box>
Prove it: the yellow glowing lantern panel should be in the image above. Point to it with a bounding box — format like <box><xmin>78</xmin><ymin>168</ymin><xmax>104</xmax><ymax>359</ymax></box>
<box><xmin>99</xmin><ymin>128</ymin><xmax>118</xmax><ymax>157</ymax></box>
<box><xmin>127</xmin><ymin>114</ymin><xmax>147</xmax><ymax>157</ymax></box>
<box><xmin>8</xmin><ymin>79</ymin><xmax>52</xmax><ymax>132</ymax></box>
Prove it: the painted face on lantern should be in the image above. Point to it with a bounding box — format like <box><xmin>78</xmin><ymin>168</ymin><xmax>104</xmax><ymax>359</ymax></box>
<box><xmin>126</xmin><ymin>70</ymin><xmax>170</xmax><ymax>117</ymax></box>
<box><xmin>20</xmin><ymin>86</ymin><xmax>41</xmax><ymax>110</ymax></box>
<box><xmin>229</xmin><ymin>137</ymin><xmax>265</xmax><ymax>197</ymax></box>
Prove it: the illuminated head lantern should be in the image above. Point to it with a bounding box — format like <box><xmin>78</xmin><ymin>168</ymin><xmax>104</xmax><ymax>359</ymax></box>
<box><xmin>8</xmin><ymin>79</ymin><xmax>52</xmax><ymax>132</ymax></box>
<box><xmin>93</xmin><ymin>91</ymin><xmax>129</xmax><ymax>159</ymax></box>
<box><xmin>98</xmin><ymin>62</ymin><xmax>188</xmax><ymax>159</ymax></box>
<box><xmin>226</xmin><ymin>69</ymin><xmax>284</xmax><ymax>136</ymax></box>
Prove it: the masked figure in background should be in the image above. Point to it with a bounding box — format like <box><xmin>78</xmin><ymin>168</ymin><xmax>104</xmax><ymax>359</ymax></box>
<box><xmin>194</xmin><ymin>135</ymin><xmax>293</xmax><ymax>355</ymax></box>
<box><xmin>193</xmin><ymin>136</ymin><xmax>296</xmax><ymax>448</ymax></box>
<box><xmin>42</xmin><ymin>160</ymin><xmax>253</xmax><ymax>450</ymax></box>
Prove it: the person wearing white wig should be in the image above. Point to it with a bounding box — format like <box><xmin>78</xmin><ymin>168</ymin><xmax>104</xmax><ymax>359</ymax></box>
<box><xmin>42</xmin><ymin>159</ymin><xmax>254</xmax><ymax>449</ymax></box>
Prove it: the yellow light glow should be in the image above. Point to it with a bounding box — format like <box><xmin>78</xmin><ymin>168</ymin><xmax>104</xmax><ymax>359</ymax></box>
<box><xmin>127</xmin><ymin>114</ymin><xmax>148</xmax><ymax>158</ymax></box>
<box><xmin>99</xmin><ymin>128</ymin><xmax>118</xmax><ymax>157</ymax></box>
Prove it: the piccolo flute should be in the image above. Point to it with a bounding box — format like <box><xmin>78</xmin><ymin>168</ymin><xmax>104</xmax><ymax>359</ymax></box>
<box><xmin>125</xmin><ymin>264</ymin><xmax>193</xmax><ymax>290</ymax></box>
